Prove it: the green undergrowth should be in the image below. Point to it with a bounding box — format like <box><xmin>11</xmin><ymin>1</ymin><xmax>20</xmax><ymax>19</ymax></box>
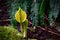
<box><xmin>0</xmin><ymin>26</ymin><xmax>22</xmax><ymax>40</ymax></box>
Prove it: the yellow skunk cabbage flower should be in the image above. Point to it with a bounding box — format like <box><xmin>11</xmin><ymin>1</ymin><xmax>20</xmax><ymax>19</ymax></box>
<box><xmin>15</xmin><ymin>8</ymin><xmax>27</xmax><ymax>23</ymax></box>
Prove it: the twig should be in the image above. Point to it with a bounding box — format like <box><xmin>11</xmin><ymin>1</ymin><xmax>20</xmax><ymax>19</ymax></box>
<box><xmin>38</xmin><ymin>26</ymin><xmax>60</xmax><ymax>36</ymax></box>
<box><xmin>28</xmin><ymin>22</ymin><xmax>60</xmax><ymax>36</ymax></box>
<box><xmin>0</xmin><ymin>19</ymin><xmax>10</xmax><ymax>21</ymax></box>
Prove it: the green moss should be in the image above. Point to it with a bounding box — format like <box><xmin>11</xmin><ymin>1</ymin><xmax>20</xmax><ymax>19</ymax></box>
<box><xmin>0</xmin><ymin>26</ymin><xmax>22</xmax><ymax>40</ymax></box>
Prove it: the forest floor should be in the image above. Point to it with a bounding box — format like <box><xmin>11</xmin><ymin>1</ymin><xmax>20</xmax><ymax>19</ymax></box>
<box><xmin>0</xmin><ymin>19</ymin><xmax>60</xmax><ymax>40</ymax></box>
<box><xmin>28</xmin><ymin>26</ymin><xmax>60</xmax><ymax>40</ymax></box>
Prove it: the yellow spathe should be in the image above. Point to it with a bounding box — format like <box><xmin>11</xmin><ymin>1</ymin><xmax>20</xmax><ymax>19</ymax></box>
<box><xmin>15</xmin><ymin>8</ymin><xmax>27</xmax><ymax>23</ymax></box>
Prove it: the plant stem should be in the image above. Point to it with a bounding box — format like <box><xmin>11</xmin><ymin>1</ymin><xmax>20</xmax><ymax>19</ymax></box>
<box><xmin>20</xmin><ymin>23</ymin><xmax>24</xmax><ymax>40</ymax></box>
<box><xmin>20</xmin><ymin>23</ymin><xmax>23</xmax><ymax>33</ymax></box>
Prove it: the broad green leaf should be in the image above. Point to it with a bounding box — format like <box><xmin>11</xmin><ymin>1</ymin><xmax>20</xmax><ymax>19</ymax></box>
<box><xmin>22</xmin><ymin>19</ymin><xmax>28</xmax><ymax>38</ymax></box>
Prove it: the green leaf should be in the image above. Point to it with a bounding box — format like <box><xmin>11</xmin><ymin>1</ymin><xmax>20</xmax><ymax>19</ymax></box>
<box><xmin>38</xmin><ymin>0</ymin><xmax>47</xmax><ymax>27</ymax></box>
<box><xmin>22</xmin><ymin>19</ymin><xmax>28</xmax><ymax>38</ymax></box>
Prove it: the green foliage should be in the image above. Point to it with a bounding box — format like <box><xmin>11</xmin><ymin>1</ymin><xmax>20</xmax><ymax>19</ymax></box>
<box><xmin>0</xmin><ymin>26</ymin><xmax>22</xmax><ymax>40</ymax></box>
<box><xmin>7</xmin><ymin>0</ymin><xmax>47</xmax><ymax>28</ymax></box>
<box><xmin>38</xmin><ymin>0</ymin><xmax>47</xmax><ymax>27</ymax></box>
<box><xmin>7</xmin><ymin>0</ymin><xmax>28</xmax><ymax>29</ymax></box>
<box><xmin>6</xmin><ymin>0</ymin><xmax>19</xmax><ymax>29</ymax></box>
<box><xmin>30</xmin><ymin>0</ymin><xmax>47</xmax><ymax>27</ymax></box>
<box><xmin>30</xmin><ymin>0</ymin><xmax>38</xmax><ymax>28</ymax></box>
<box><xmin>48</xmin><ymin>0</ymin><xmax>60</xmax><ymax>27</ymax></box>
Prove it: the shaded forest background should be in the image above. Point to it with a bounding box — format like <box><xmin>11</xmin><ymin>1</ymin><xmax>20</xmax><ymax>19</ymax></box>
<box><xmin>0</xmin><ymin>0</ymin><xmax>60</xmax><ymax>40</ymax></box>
